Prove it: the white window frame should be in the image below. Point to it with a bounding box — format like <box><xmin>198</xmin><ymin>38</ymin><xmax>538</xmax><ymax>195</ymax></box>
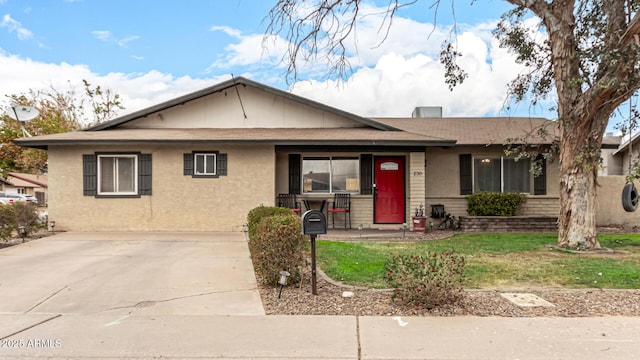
<box><xmin>97</xmin><ymin>154</ymin><xmax>138</xmax><ymax>196</ymax></box>
<box><xmin>194</xmin><ymin>153</ymin><xmax>217</xmax><ymax>176</ymax></box>
<box><xmin>472</xmin><ymin>156</ymin><xmax>531</xmax><ymax>193</ymax></box>
<box><xmin>302</xmin><ymin>156</ymin><xmax>360</xmax><ymax>194</ymax></box>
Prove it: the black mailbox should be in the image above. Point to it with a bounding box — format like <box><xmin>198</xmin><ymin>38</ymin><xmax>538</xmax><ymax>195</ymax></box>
<box><xmin>301</xmin><ymin>210</ymin><xmax>327</xmax><ymax>235</ymax></box>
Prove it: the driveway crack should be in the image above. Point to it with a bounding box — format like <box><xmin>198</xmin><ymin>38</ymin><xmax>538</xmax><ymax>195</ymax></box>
<box><xmin>24</xmin><ymin>286</ymin><xmax>68</xmax><ymax>314</ymax></box>
<box><xmin>0</xmin><ymin>314</ymin><xmax>61</xmax><ymax>341</ymax></box>
<box><xmin>101</xmin><ymin>288</ymin><xmax>257</xmax><ymax>312</ymax></box>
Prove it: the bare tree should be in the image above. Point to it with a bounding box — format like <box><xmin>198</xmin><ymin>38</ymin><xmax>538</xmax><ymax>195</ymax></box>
<box><xmin>1</xmin><ymin>80</ymin><xmax>124</xmax><ymax>175</ymax></box>
<box><xmin>266</xmin><ymin>0</ymin><xmax>640</xmax><ymax>249</ymax></box>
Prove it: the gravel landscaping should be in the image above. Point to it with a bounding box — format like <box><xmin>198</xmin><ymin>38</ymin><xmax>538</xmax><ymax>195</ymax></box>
<box><xmin>259</xmin><ymin>268</ymin><xmax>640</xmax><ymax>317</ymax></box>
<box><xmin>259</xmin><ymin>230</ymin><xmax>640</xmax><ymax>317</ymax></box>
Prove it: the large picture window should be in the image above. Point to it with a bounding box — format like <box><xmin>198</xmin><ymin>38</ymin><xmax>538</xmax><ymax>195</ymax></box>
<box><xmin>98</xmin><ymin>154</ymin><xmax>138</xmax><ymax>195</ymax></box>
<box><xmin>474</xmin><ymin>157</ymin><xmax>530</xmax><ymax>193</ymax></box>
<box><xmin>302</xmin><ymin>157</ymin><xmax>359</xmax><ymax>193</ymax></box>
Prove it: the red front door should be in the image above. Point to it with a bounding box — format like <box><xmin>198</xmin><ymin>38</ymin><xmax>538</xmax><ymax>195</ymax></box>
<box><xmin>374</xmin><ymin>157</ymin><xmax>405</xmax><ymax>223</ymax></box>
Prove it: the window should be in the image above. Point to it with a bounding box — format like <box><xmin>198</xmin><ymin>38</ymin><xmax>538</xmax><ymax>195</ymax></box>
<box><xmin>183</xmin><ymin>151</ymin><xmax>227</xmax><ymax>178</ymax></box>
<box><xmin>473</xmin><ymin>157</ymin><xmax>530</xmax><ymax>193</ymax></box>
<box><xmin>83</xmin><ymin>153</ymin><xmax>151</xmax><ymax>197</ymax></box>
<box><xmin>195</xmin><ymin>153</ymin><xmax>217</xmax><ymax>176</ymax></box>
<box><xmin>17</xmin><ymin>188</ymin><xmax>26</xmax><ymax>194</ymax></box>
<box><xmin>302</xmin><ymin>157</ymin><xmax>359</xmax><ymax>193</ymax></box>
<box><xmin>98</xmin><ymin>154</ymin><xmax>138</xmax><ymax>195</ymax></box>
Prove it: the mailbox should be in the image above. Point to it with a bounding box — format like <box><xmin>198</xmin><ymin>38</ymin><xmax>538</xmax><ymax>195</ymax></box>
<box><xmin>301</xmin><ymin>210</ymin><xmax>327</xmax><ymax>235</ymax></box>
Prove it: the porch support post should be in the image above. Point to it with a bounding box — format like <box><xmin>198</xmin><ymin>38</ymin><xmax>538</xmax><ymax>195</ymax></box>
<box><xmin>409</xmin><ymin>152</ymin><xmax>426</xmax><ymax>230</ymax></box>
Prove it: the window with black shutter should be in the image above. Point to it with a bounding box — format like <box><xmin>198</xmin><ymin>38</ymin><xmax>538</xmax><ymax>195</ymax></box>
<box><xmin>138</xmin><ymin>154</ymin><xmax>152</xmax><ymax>195</ymax></box>
<box><xmin>534</xmin><ymin>156</ymin><xmax>547</xmax><ymax>195</ymax></box>
<box><xmin>288</xmin><ymin>154</ymin><xmax>301</xmax><ymax>194</ymax></box>
<box><xmin>184</xmin><ymin>151</ymin><xmax>228</xmax><ymax>178</ymax></box>
<box><xmin>459</xmin><ymin>154</ymin><xmax>473</xmax><ymax>195</ymax></box>
<box><xmin>83</xmin><ymin>154</ymin><xmax>97</xmax><ymax>196</ymax></box>
<box><xmin>83</xmin><ymin>153</ymin><xmax>152</xmax><ymax>197</ymax></box>
<box><xmin>360</xmin><ymin>154</ymin><xmax>373</xmax><ymax>195</ymax></box>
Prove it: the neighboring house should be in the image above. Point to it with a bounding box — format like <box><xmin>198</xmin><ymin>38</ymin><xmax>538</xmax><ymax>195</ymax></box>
<box><xmin>12</xmin><ymin>77</ymin><xmax>614</xmax><ymax>232</ymax></box>
<box><xmin>0</xmin><ymin>178</ymin><xmax>11</xmax><ymax>193</ymax></box>
<box><xmin>0</xmin><ymin>172</ymin><xmax>48</xmax><ymax>205</ymax></box>
<box><xmin>611</xmin><ymin>132</ymin><xmax>640</xmax><ymax>176</ymax></box>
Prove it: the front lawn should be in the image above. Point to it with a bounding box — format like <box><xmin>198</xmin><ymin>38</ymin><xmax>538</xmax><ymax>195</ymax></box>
<box><xmin>316</xmin><ymin>234</ymin><xmax>640</xmax><ymax>289</ymax></box>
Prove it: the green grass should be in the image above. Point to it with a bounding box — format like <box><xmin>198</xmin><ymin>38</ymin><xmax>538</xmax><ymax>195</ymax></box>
<box><xmin>316</xmin><ymin>233</ymin><xmax>640</xmax><ymax>289</ymax></box>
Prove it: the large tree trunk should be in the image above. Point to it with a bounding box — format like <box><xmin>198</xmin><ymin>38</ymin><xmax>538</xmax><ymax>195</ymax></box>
<box><xmin>557</xmin><ymin>152</ymin><xmax>601</xmax><ymax>249</ymax></box>
<box><xmin>556</xmin><ymin>110</ymin><xmax>605</xmax><ymax>250</ymax></box>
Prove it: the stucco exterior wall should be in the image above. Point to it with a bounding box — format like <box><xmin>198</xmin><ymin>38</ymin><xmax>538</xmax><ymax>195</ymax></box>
<box><xmin>121</xmin><ymin>86</ymin><xmax>361</xmax><ymax>129</ymax></box>
<box><xmin>48</xmin><ymin>144</ymin><xmax>275</xmax><ymax>232</ymax></box>
<box><xmin>425</xmin><ymin>146</ymin><xmax>560</xmax><ymax>217</ymax></box>
<box><xmin>596</xmin><ymin>176</ymin><xmax>640</xmax><ymax>229</ymax></box>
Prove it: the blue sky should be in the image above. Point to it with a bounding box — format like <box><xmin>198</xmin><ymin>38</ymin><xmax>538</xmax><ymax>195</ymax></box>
<box><xmin>0</xmin><ymin>0</ymin><xmax>623</xmax><ymax>132</ymax></box>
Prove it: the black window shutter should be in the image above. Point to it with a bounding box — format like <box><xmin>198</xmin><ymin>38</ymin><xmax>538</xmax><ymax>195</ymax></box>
<box><xmin>288</xmin><ymin>154</ymin><xmax>301</xmax><ymax>194</ymax></box>
<box><xmin>360</xmin><ymin>154</ymin><xmax>373</xmax><ymax>195</ymax></box>
<box><xmin>183</xmin><ymin>153</ymin><xmax>194</xmax><ymax>175</ymax></box>
<box><xmin>83</xmin><ymin>154</ymin><xmax>97</xmax><ymax>196</ymax></box>
<box><xmin>138</xmin><ymin>154</ymin><xmax>152</xmax><ymax>195</ymax></box>
<box><xmin>217</xmin><ymin>153</ymin><xmax>227</xmax><ymax>176</ymax></box>
<box><xmin>459</xmin><ymin>154</ymin><xmax>473</xmax><ymax>195</ymax></box>
<box><xmin>534</xmin><ymin>156</ymin><xmax>547</xmax><ymax>195</ymax></box>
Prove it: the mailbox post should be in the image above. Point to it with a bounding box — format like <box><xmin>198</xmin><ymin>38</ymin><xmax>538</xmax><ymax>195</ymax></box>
<box><xmin>301</xmin><ymin>210</ymin><xmax>327</xmax><ymax>295</ymax></box>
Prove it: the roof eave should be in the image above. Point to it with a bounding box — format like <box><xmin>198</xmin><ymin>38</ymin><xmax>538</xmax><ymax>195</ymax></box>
<box><xmin>14</xmin><ymin>138</ymin><xmax>456</xmax><ymax>150</ymax></box>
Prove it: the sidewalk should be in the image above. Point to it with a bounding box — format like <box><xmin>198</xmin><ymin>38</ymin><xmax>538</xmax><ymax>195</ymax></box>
<box><xmin>1</xmin><ymin>313</ymin><xmax>639</xmax><ymax>359</ymax></box>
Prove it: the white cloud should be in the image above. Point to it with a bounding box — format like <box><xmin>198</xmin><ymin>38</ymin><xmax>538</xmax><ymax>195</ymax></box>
<box><xmin>207</xmin><ymin>31</ymin><xmax>291</xmax><ymax>72</ymax></box>
<box><xmin>0</xmin><ymin>4</ymin><xmax>555</xmax><ymax>126</ymax></box>
<box><xmin>91</xmin><ymin>30</ymin><xmax>140</xmax><ymax>47</ymax></box>
<box><xmin>210</xmin><ymin>25</ymin><xmax>243</xmax><ymax>39</ymax></box>
<box><xmin>117</xmin><ymin>35</ymin><xmax>140</xmax><ymax>47</ymax></box>
<box><xmin>1</xmin><ymin>14</ymin><xmax>33</xmax><ymax>40</ymax></box>
<box><xmin>0</xmin><ymin>51</ymin><xmax>227</xmax><ymax>123</ymax></box>
<box><xmin>288</xmin><ymin>24</ymin><xmax>538</xmax><ymax>118</ymax></box>
<box><xmin>91</xmin><ymin>30</ymin><xmax>112</xmax><ymax>41</ymax></box>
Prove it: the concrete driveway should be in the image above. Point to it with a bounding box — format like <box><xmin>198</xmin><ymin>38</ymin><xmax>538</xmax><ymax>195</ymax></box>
<box><xmin>0</xmin><ymin>232</ymin><xmax>264</xmax><ymax>317</ymax></box>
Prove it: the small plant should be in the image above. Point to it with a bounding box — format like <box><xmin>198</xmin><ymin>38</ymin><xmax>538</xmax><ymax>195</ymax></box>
<box><xmin>247</xmin><ymin>208</ymin><xmax>306</xmax><ymax>286</ymax></box>
<box><xmin>466</xmin><ymin>191</ymin><xmax>527</xmax><ymax>216</ymax></box>
<box><xmin>0</xmin><ymin>204</ymin><xmax>16</xmax><ymax>241</ymax></box>
<box><xmin>385</xmin><ymin>251</ymin><xmax>465</xmax><ymax>309</ymax></box>
<box><xmin>13</xmin><ymin>202</ymin><xmax>41</xmax><ymax>236</ymax></box>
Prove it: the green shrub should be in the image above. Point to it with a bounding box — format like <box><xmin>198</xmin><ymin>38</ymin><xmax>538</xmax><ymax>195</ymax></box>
<box><xmin>13</xmin><ymin>202</ymin><xmax>41</xmax><ymax>236</ymax></box>
<box><xmin>0</xmin><ymin>204</ymin><xmax>16</xmax><ymax>241</ymax></box>
<box><xmin>246</xmin><ymin>205</ymin><xmax>296</xmax><ymax>241</ymax></box>
<box><xmin>466</xmin><ymin>191</ymin><xmax>527</xmax><ymax>216</ymax></box>
<box><xmin>0</xmin><ymin>202</ymin><xmax>42</xmax><ymax>241</ymax></box>
<box><xmin>249</xmin><ymin>212</ymin><xmax>306</xmax><ymax>286</ymax></box>
<box><xmin>385</xmin><ymin>251</ymin><xmax>465</xmax><ymax>309</ymax></box>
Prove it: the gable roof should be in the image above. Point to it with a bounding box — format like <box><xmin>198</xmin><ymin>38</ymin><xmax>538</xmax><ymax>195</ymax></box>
<box><xmin>88</xmin><ymin>76</ymin><xmax>398</xmax><ymax>132</ymax></box>
<box><xmin>5</xmin><ymin>172</ymin><xmax>48</xmax><ymax>188</ymax></box>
